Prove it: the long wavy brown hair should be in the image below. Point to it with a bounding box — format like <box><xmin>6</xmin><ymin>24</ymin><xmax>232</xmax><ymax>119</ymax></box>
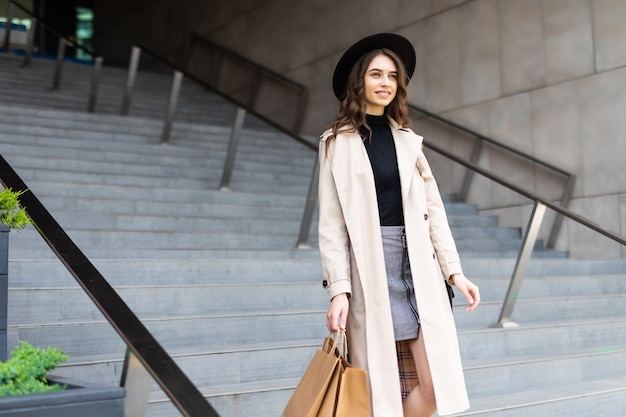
<box><xmin>326</xmin><ymin>48</ymin><xmax>411</xmax><ymax>144</ymax></box>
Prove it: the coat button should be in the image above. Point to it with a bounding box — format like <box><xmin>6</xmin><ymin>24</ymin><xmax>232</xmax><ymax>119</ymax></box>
<box><xmin>432</xmin><ymin>253</ymin><xmax>436</xmax><ymax>260</ymax></box>
<box><xmin>322</xmin><ymin>280</ymin><xmax>328</xmax><ymax>288</ymax></box>
<box><xmin>424</xmin><ymin>214</ymin><xmax>429</xmax><ymax>221</ymax></box>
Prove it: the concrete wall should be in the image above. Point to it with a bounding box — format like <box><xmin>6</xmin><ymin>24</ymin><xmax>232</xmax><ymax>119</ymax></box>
<box><xmin>95</xmin><ymin>0</ymin><xmax>625</xmax><ymax>258</ymax></box>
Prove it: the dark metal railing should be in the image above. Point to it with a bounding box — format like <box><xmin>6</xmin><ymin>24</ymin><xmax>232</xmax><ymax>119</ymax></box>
<box><xmin>0</xmin><ymin>155</ymin><xmax>220</xmax><ymax>417</ymax></box>
<box><xmin>423</xmin><ymin>140</ymin><xmax>624</xmax><ymax>327</ymax></box>
<box><xmin>409</xmin><ymin>104</ymin><xmax>576</xmax><ymax>249</ymax></box>
<box><xmin>126</xmin><ymin>44</ymin><xmax>317</xmax><ymax>153</ymax></box>
<box><xmin>183</xmin><ymin>32</ymin><xmax>309</xmax><ymax>134</ymax></box>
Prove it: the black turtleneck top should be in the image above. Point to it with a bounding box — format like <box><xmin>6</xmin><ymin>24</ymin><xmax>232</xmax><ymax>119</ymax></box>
<box><xmin>359</xmin><ymin>114</ymin><xmax>404</xmax><ymax>226</ymax></box>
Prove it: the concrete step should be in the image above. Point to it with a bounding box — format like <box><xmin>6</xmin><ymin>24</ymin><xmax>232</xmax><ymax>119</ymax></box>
<box><xmin>8</xmin><ymin>258</ymin><xmax>324</xmax><ymax>287</ymax></box>
<box><xmin>0</xmin><ymin>57</ymin><xmax>234</xmax><ymax>120</ymax></box>
<box><xmin>7</xmin><ymin>247</ymin><xmax>324</xmax><ymax>260</ymax></box>
<box><xmin>5</xmin><ymin>156</ymin><xmax>311</xmax><ymax>187</ymax></box>
<box><xmin>453</xmin><ymin>294</ymin><xmax>626</xmax><ymax>329</ymax></box>
<box><xmin>17</xmin><ymin>181</ymin><xmax>309</xmax><ymax>207</ymax></box>
<box><xmin>148</xmin><ymin>381</ymin><xmax>294</xmax><ymax>417</ymax></box>
<box><xmin>9</xmin><ymin>256</ymin><xmax>624</xmax><ymax>290</ymax></box>
<box><xmin>144</xmin><ymin>375</ymin><xmax>626</xmax><ymax>417</ymax></box>
<box><xmin>9</xmin><ymin>283</ymin><xmax>329</xmax><ymax>324</ymax></box>
<box><xmin>56</xmin><ymin>339</ymin><xmax>320</xmax><ymax>391</ymax></box>
<box><xmin>5</xmin><ymin>228</ymin><xmax>539</xmax><ymax>254</ymax></box>
<box><xmin>8</xmin><ymin>228</ymin><xmax>306</xmax><ymax>250</ymax></box>
<box><xmin>12</xmin><ymin>284</ymin><xmax>626</xmax><ymax>338</ymax></box>
<box><xmin>0</xmin><ymin>114</ymin><xmax>307</xmax><ymax>153</ymax></box>
<box><xmin>456</xmin><ymin>375</ymin><xmax>626</xmax><ymax>417</ymax></box>
<box><xmin>8</xmin><ymin>310</ymin><xmax>329</xmax><ymax>357</ymax></box>
<box><xmin>459</xmin><ymin>318</ymin><xmax>626</xmax><ymax>361</ymax></box>
<box><xmin>0</xmin><ymin>132</ymin><xmax>315</xmax><ymax>168</ymax></box>
<box><xmin>4</xmin><ymin>211</ymin><xmax>518</xmax><ymax>243</ymax></box>
<box><xmin>7</xmin><ymin>247</ymin><xmax>569</xmax><ymax>260</ymax></box>
<box><xmin>7</xmin><ymin>167</ymin><xmax>311</xmax><ymax>195</ymax></box>
<box><xmin>31</xmin><ymin>197</ymin><xmax>310</xmax><ymax>220</ymax></box>
<box><xmin>463</xmin><ymin>347</ymin><xmax>626</xmax><ymax>398</ymax></box>
<box><xmin>0</xmin><ymin>137</ymin><xmax>315</xmax><ymax>169</ymax></box>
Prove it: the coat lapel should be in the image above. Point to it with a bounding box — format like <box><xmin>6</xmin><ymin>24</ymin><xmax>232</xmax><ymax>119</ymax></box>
<box><xmin>389</xmin><ymin>119</ymin><xmax>423</xmax><ymax>205</ymax></box>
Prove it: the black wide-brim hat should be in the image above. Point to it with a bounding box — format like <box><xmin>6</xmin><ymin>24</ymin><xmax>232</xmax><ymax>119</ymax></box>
<box><xmin>332</xmin><ymin>32</ymin><xmax>416</xmax><ymax>100</ymax></box>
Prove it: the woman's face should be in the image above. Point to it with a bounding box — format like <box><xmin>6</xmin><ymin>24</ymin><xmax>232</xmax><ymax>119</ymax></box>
<box><xmin>363</xmin><ymin>54</ymin><xmax>398</xmax><ymax>115</ymax></box>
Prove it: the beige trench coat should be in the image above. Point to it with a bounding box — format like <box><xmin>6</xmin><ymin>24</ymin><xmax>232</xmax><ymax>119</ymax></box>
<box><xmin>318</xmin><ymin>118</ymin><xmax>470</xmax><ymax>417</ymax></box>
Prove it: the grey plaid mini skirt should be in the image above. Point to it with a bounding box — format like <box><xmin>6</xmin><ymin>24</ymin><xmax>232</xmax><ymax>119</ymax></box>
<box><xmin>381</xmin><ymin>225</ymin><xmax>420</xmax><ymax>341</ymax></box>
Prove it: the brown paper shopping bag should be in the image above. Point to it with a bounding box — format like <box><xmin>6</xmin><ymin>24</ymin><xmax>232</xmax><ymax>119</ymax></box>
<box><xmin>281</xmin><ymin>334</ymin><xmax>341</xmax><ymax>417</ymax></box>
<box><xmin>335</xmin><ymin>357</ymin><xmax>371</xmax><ymax>417</ymax></box>
<box><xmin>282</xmin><ymin>331</ymin><xmax>371</xmax><ymax>417</ymax></box>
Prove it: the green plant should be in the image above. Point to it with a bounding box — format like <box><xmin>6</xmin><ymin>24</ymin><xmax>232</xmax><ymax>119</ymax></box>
<box><xmin>0</xmin><ymin>188</ymin><xmax>31</xmax><ymax>229</ymax></box>
<box><xmin>0</xmin><ymin>342</ymin><xmax>68</xmax><ymax>396</ymax></box>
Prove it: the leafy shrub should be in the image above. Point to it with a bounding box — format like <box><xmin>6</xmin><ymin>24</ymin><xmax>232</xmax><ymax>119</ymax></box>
<box><xmin>0</xmin><ymin>188</ymin><xmax>31</xmax><ymax>229</ymax></box>
<box><xmin>0</xmin><ymin>342</ymin><xmax>68</xmax><ymax>396</ymax></box>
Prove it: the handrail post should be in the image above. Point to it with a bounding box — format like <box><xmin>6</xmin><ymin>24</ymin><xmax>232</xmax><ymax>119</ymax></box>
<box><xmin>87</xmin><ymin>56</ymin><xmax>103</xmax><ymax>113</ymax></box>
<box><xmin>2</xmin><ymin>2</ymin><xmax>14</xmax><ymax>52</ymax></box>
<box><xmin>121</xmin><ymin>46</ymin><xmax>141</xmax><ymax>115</ymax></box>
<box><xmin>22</xmin><ymin>17</ymin><xmax>36</xmax><ymax>67</ymax></box>
<box><xmin>120</xmin><ymin>349</ymin><xmax>151</xmax><ymax>417</ymax></box>
<box><xmin>52</xmin><ymin>37</ymin><xmax>65</xmax><ymax>90</ymax></box>
<box><xmin>296</xmin><ymin>155</ymin><xmax>319</xmax><ymax>249</ymax></box>
<box><xmin>490</xmin><ymin>201</ymin><xmax>547</xmax><ymax>328</ymax></box>
<box><xmin>458</xmin><ymin>138</ymin><xmax>483</xmax><ymax>201</ymax></box>
<box><xmin>160</xmin><ymin>70</ymin><xmax>183</xmax><ymax>144</ymax></box>
<box><xmin>219</xmin><ymin>107</ymin><xmax>246</xmax><ymax>191</ymax></box>
<box><xmin>546</xmin><ymin>174</ymin><xmax>576</xmax><ymax>249</ymax></box>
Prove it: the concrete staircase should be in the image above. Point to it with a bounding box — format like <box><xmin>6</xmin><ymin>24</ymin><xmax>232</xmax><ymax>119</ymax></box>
<box><xmin>1</xmin><ymin>53</ymin><xmax>625</xmax><ymax>417</ymax></box>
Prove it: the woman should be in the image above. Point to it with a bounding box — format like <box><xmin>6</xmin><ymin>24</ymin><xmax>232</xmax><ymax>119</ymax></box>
<box><xmin>318</xmin><ymin>33</ymin><xmax>480</xmax><ymax>417</ymax></box>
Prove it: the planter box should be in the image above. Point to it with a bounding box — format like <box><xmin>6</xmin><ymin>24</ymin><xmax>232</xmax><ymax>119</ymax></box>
<box><xmin>0</xmin><ymin>375</ymin><xmax>125</xmax><ymax>417</ymax></box>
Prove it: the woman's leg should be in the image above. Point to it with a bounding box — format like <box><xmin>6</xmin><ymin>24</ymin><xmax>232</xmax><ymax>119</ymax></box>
<box><xmin>402</xmin><ymin>329</ymin><xmax>437</xmax><ymax>417</ymax></box>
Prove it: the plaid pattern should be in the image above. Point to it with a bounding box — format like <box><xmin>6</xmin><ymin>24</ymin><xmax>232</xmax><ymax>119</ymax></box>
<box><xmin>396</xmin><ymin>340</ymin><xmax>418</xmax><ymax>399</ymax></box>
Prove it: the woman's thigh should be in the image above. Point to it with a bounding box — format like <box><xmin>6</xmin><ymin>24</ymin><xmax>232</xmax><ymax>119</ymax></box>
<box><xmin>407</xmin><ymin>330</ymin><xmax>434</xmax><ymax>396</ymax></box>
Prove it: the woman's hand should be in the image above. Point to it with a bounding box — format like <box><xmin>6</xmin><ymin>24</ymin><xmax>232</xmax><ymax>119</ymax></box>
<box><xmin>326</xmin><ymin>293</ymin><xmax>350</xmax><ymax>332</ymax></box>
<box><xmin>450</xmin><ymin>274</ymin><xmax>480</xmax><ymax>312</ymax></box>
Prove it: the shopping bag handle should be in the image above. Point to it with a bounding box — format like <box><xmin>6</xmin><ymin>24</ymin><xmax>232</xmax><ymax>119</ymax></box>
<box><xmin>325</xmin><ymin>329</ymin><xmax>348</xmax><ymax>359</ymax></box>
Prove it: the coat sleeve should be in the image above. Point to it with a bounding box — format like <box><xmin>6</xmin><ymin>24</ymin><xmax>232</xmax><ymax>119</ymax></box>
<box><xmin>417</xmin><ymin>148</ymin><xmax>464</xmax><ymax>282</ymax></box>
<box><xmin>318</xmin><ymin>135</ymin><xmax>352</xmax><ymax>300</ymax></box>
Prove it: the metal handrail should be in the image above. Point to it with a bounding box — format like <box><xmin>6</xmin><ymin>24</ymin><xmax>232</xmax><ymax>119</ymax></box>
<box><xmin>0</xmin><ymin>155</ymin><xmax>220</xmax><ymax>417</ymax></box>
<box><xmin>185</xmin><ymin>32</ymin><xmax>308</xmax><ymax>93</ymax></box>
<box><xmin>132</xmin><ymin>42</ymin><xmax>317</xmax><ymax>152</ymax></box>
<box><xmin>409</xmin><ymin>103</ymin><xmax>576</xmax><ymax>249</ymax></box>
<box><xmin>183</xmin><ymin>32</ymin><xmax>309</xmax><ymax>134</ymax></box>
<box><xmin>410</xmin><ymin>104</ymin><xmax>573</xmax><ymax>177</ymax></box>
<box><xmin>423</xmin><ymin>140</ymin><xmax>624</xmax><ymax>245</ymax></box>
<box><xmin>421</xmin><ymin>139</ymin><xmax>624</xmax><ymax>327</ymax></box>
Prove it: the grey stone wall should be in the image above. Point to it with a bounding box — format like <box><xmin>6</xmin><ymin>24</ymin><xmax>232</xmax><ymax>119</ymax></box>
<box><xmin>95</xmin><ymin>0</ymin><xmax>625</xmax><ymax>258</ymax></box>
